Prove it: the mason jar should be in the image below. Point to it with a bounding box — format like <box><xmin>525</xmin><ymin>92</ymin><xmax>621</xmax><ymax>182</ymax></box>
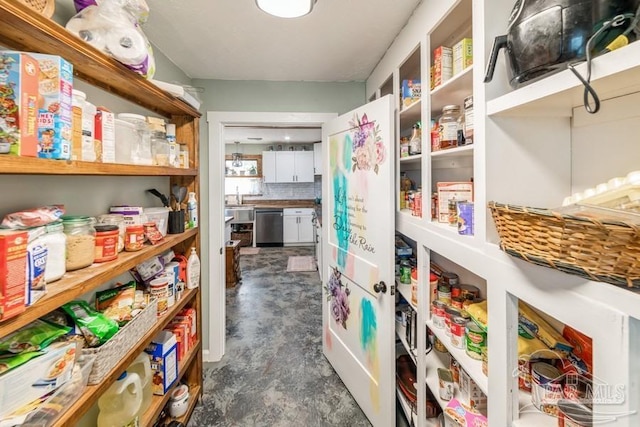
<box><xmin>61</xmin><ymin>215</ymin><xmax>96</xmax><ymax>271</ymax></box>
<box><xmin>439</xmin><ymin>104</ymin><xmax>461</xmax><ymax>150</ymax></box>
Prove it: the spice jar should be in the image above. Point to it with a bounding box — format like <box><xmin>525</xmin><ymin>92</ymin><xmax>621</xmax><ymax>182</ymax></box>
<box><xmin>41</xmin><ymin>220</ymin><xmax>66</xmax><ymax>282</ymax></box>
<box><xmin>97</xmin><ymin>214</ymin><xmax>125</xmax><ymax>252</ymax></box>
<box><xmin>125</xmin><ymin>225</ymin><xmax>145</xmax><ymax>252</ymax></box>
<box><xmin>94</xmin><ymin>225</ymin><xmax>119</xmax><ymax>262</ymax></box>
<box><xmin>439</xmin><ymin>104</ymin><xmax>461</xmax><ymax>150</ymax></box>
<box><xmin>61</xmin><ymin>216</ymin><xmax>96</xmax><ymax>271</ymax></box>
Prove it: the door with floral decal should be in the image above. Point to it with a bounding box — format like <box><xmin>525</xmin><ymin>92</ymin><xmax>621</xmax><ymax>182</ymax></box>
<box><xmin>321</xmin><ymin>95</ymin><xmax>395</xmax><ymax>426</ymax></box>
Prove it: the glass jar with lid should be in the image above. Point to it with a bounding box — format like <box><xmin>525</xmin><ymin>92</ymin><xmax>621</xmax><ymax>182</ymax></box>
<box><xmin>439</xmin><ymin>104</ymin><xmax>461</xmax><ymax>150</ymax></box>
<box><xmin>97</xmin><ymin>214</ymin><xmax>125</xmax><ymax>252</ymax></box>
<box><xmin>150</xmin><ymin>130</ymin><xmax>170</xmax><ymax>166</ymax></box>
<box><xmin>61</xmin><ymin>215</ymin><xmax>96</xmax><ymax>271</ymax></box>
<box><xmin>117</xmin><ymin>113</ymin><xmax>152</xmax><ymax>166</ymax></box>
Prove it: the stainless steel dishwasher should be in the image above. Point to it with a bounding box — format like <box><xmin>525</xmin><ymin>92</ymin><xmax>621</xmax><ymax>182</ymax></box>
<box><xmin>255</xmin><ymin>208</ymin><xmax>283</xmax><ymax>247</ymax></box>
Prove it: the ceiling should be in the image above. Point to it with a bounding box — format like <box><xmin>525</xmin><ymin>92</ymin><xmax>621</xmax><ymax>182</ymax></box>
<box><xmin>224</xmin><ymin>126</ymin><xmax>321</xmax><ymax>145</ymax></box>
<box><xmin>143</xmin><ymin>0</ymin><xmax>423</xmax><ymax>82</ymax></box>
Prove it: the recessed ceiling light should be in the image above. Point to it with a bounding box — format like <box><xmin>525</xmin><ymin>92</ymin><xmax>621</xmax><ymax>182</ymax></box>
<box><xmin>256</xmin><ymin>0</ymin><xmax>316</xmax><ymax>18</ymax></box>
<box><xmin>247</xmin><ymin>137</ymin><xmax>263</xmax><ymax>140</ymax></box>
<box><xmin>284</xmin><ymin>136</ymin><xmax>291</xmax><ymax>141</ymax></box>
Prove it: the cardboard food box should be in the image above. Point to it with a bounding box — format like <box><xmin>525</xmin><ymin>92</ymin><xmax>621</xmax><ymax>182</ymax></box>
<box><xmin>109</xmin><ymin>206</ymin><xmax>144</xmax><ymax>226</ymax></box>
<box><xmin>453</xmin><ymin>38</ymin><xmax>473</xmax><ymax>75</ymax></box>
<box><xmin>401</xmin><ymin>79</ymin><xmax>421</xmax><ymax>109</ymax></box>
<box><xmin>458</xmin><ymin>368</ymin><xmax>487</xmax><ymax>412</ymax></box>
<box><xmin>443</xmin><ymin>398</ymin><xmax>488</xmax><ymax>427</ymax></box>
<box><xmin>95</xmin><ymin>109</ymin><xmax>115</xmax><ymax>163</ymax></box>
<box><xmin>437</xmin><ymin>182</ymin><xmax>473</xmax><ymax>223</ymax></box>
<box><xmin>30</xmin><ymin>54</ymin><xmax>73</xmax><ymax>160</ymax></box>
<box><xmin>167</xmin><ymin>322</ymin><xmax>188</xmax><ymax>361</ymax></box>
<box><xmin>0</xmin><ymin>52</ymin><xmax>39</xmax><ymax>157</ymax></box>
<box><xmin>432</xmin><ymin>46</ymin><xmax>453</xmax><ymax>89</ymax></box>
<box><xmin>145</xmin><ymin>330</ymin><xmax>177</xmax><ymax>395</ymax></box>
<box><xmin>176</xmin><ymin>307</ymin><xmax>197</xmax><ymax>348</ymax></box>
<box><xmin>0</xmin><ymin>341</ymin><xmax>78</xmax><ymax>418</ymax></box>
<box><xmin>0</xmin><ymin>230</ymin><xmax>28</xmax><ymax>321</ymax></box>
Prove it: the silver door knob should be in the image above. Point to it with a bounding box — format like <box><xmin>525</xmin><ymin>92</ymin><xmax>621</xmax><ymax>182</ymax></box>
<box><xmin>373</xmin><ymin>281</ymin><xmax>387</xmax><ymax>294</ymax></box>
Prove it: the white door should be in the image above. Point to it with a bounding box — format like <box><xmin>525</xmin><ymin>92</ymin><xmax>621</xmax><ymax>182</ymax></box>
<box><xmin>297</xmin><ymin>214</ymin><xmax>314</xmax><ymax>243</ymax></box>
<box><xmin>283</xmin><ymin>214</ymin><xmax>299</xmax><ymax>243</ymax></box>
<box><xmin>262</xmin><ymin>151</ymin><xmax>276</xmax><ymax>183</ymax></box>
<box><xmin>295</xmin><ymin>151</ymin><xmax>315</xmax><ymax>182</ymax></box>
<box><xmin>321</xmin><ymin>95</ymin><xmax>395</xmax><ymax>427</ymax></box>
<box><xmin>275</xmin><ymin>151</ymin><xmax>295</xmax><ymax>182</ymax></box>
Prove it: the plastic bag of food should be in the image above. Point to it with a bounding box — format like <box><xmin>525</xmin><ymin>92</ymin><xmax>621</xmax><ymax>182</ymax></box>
<box><xmin>465</xmin><ymin>299</ymin><xmax>488</xmax><ymax>331</ymax></box>
<box><xmin>61</xmin><ymin>301</ymin><xmax>119</xmax><ymax>347</ymax></box>
<box><xmin>0</xmin><ymin>350</ymin><xmax>44</xmax><ymax>375</ymax></box>
<box><xmin>1</xmin><ymin>205</ymin><xmax>65</xmax><ymax>229</ymax></box>
<box><xmin>0</xmin><ymin>319</ymin><xmax>70</xmax><ymax>354</ymax></box>
<box><xmin>96</xmin><ymin>282</ymin><xmax>136</xmax><ymax>325</ymax></box>
<box><xmin>74</xmin><ymin>0</ymin><xmax>149</xmax><ymax>24</ymax></box>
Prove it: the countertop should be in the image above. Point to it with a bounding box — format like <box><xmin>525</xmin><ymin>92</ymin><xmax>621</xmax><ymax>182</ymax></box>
<box><xmin>225</xmin><ymin>216</ymin><xmax>234</xmax><ymax>223</ymax></box>
<box><xmin>241</xmin><ymin>199</ymin><xmax>316</xmax><ymax>209</ymax></box>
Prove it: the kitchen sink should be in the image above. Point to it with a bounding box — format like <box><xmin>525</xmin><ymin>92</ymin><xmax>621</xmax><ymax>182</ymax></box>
<box><xmin>225</xmin><ymin>205</ymin><xmax>255</xmax><ymax>223</ymax></box>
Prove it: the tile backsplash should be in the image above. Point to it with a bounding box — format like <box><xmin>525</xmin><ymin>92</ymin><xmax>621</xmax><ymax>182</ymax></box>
<box><xmin>226</xmin><ymin>176</ymin><xmax>322</xmax><ymax>201</ymax></box>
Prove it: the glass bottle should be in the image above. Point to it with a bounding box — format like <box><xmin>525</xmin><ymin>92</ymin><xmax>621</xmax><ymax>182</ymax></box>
<box><xmin>409</xmin><ymin>123</ymin><xmax>422</xmax><ymax>155</ymax></box>
<box><xmin>439</xmin><ymin>105</ymin><xmax>461</xmax><ymax>150</ymax></box>
<box><xmin>61</xmin><ymin>215</ymin><xmax>96</xmax><ymax>271</ymax></box>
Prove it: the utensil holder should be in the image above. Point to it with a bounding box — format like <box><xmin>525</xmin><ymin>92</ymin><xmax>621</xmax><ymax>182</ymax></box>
<box><xmin>168</xmin><ymin>210</ymin><xmax>185</xmax><ymax>234</ymax></box>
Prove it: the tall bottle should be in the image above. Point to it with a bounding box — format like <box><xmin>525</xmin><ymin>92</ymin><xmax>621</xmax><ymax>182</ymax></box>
<box><xmin>187</xmin><ymin>192</ymin><xmax>198</xmax><ymax>228</ymax></box>
<box><xmin>128</xmin><ymin>352</ymin><xmax>153</xmax><ymax>420</ymax></box>
<box><xmin>409</xmin><ymin>122</ymin><xmax>422</xmax><ymax>155</ymax></box>
<box><xmin>97</xmin><ymin>371</ymin><xmax>142</xmax><ymax>427</ymax></box>
<box><xmin>187</xmin><ymin>247</ymin><xmax>201</xmax><ymax>290</ymax></box>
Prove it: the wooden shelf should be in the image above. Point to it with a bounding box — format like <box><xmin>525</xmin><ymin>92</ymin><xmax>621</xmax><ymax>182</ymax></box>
<box><xmin>0</xmin><ymin>228</ymin><xmax>198</xmax><ymax>337</ymax></box>
<box><xmin>53</xmin><ymin>287</ymin><xmax>199</xmax><ymax>426</ymax></box>
<box><xmin>141</xmin><ymin>340</ymin><xmax>202</xmax><ymax>426</ymax></box>
<box><xmin>175</xmin><ymin>384</ymin><xmax>201</xmax><ymax>425</ymax></box>
<box><xmin>0</xmin><ymin>156</ymin><xmax>198</xmax><ymax>176</ymax></box>
<box><xmin>0</xmin><ymin>0</ymin><xmax>200</xmax><ymax>119</ymax></box>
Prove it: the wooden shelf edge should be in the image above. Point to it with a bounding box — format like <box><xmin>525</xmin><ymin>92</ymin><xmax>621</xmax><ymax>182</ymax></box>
<box><xmin>53</xmin><ymin>288</ymin><xmax>200</xmax><ymax>426</ymax></box>
<box><xmin>0</xmin><ymin>229</ymin><xmax>198</xmax><ymax>336</ymax></box>
<box><xmin>0</xmin><ymin>1</ymin><xmax>200</xmax><ymax>118</ymax></box>
<box><xmin>141</xmin><ymin>340</ymin><xmax>202</xmax><ymax>426</ymax></box>
<box><xmin>0</xmin><ymin>156</ymin><xmax>198</xmax><ymax>176</ymax></box>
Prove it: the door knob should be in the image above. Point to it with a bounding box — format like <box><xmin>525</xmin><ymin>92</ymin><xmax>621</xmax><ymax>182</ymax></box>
<box><xmin>373</xmin><ymin>281</ymin><xmax>387</xmax><ymax>294</ymax></box>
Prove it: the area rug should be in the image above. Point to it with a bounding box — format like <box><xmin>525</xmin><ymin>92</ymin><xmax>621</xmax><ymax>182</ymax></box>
<box><xmin>240</xmin><ymin>247</ymin><xmax>261</xmax><ymax>255</ymax></box>
<box><xmin>287</xmin><ymin>256</ymin><xmax>316</xmax><ymax>272</ymax></box>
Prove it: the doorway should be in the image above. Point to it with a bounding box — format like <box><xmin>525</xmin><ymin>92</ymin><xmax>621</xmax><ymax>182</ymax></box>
<box><xmin>206</xmin><ymin>111</ymin><xmax>337</xmax><ymax>362</ymax></box>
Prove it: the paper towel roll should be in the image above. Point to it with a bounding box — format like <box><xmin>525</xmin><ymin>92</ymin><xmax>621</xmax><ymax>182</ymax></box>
<box><xmin>105</xmin><ymin>26</ymin><xmax>148</xmax><ymax>66</ymax></box>
<box><xmin>66</xmin><ymin>19</ymin><xmax>107</xmax><ymax>51</ymax></box>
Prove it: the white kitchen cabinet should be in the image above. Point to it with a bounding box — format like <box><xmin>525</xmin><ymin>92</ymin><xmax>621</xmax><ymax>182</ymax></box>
<box><xmin>363</xmin><ymin>0</ymin><xmax>640</xmax><ymax>426</ymax></box>
<box><xmin>313</xmin><ymin>142</ymin><xmax>322</xmax><ymax>175</ymax></box>
<box><xmin>264</xmin><ymin>151</ymin><xmax>314</xmax><ymax>183</ymax></box>
<box><xmin>283</xmin><ymin>208</ymin><xmax>314</xmax><ymax>244</ymax></box>
<box><xmin>262</xmin><ymin>151</ymin><xmax>277</xmax><ymax>183</ymax></box>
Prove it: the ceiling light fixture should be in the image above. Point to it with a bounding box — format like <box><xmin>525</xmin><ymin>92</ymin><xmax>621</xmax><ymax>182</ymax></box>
<box><xmin>256</xmin><ymin>0</ymin><xmax>316</xmax><ymax>18</ymax></box>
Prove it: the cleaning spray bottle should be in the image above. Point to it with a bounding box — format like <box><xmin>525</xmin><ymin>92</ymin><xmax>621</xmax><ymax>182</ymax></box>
<box><xmin>186</xmin><ymin>247</ymin><xmax>200</xmax><ymax>289</ymax></box>
<box><xmin>187</xmin><ymin>192</ymin><xmax>198</xmax><ymax>228</ymax></box>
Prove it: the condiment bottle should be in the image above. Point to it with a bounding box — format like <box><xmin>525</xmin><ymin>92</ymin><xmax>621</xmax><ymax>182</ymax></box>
<box><xmin>409</xmin><ymin>122</ymin><xmax>422</xmax><ymax>155</ymax></box>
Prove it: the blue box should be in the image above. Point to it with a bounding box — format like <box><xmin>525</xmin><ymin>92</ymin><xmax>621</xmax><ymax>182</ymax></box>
<box><xmin>145</xmin><ymin>330</ymin><xmax>178</xmax><ymax>395</ymax></box>
<box><xmin>401</xmin><ymin>79</ymin><xmax>421</xmax><ymax>108</ymax></box>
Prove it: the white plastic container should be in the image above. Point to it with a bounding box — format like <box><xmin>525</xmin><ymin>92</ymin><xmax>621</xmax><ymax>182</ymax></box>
<box><xmin>187</xmin><ymin>192</ymin><xmax>198</xmax><ymax>228</ymax></box>
<box><xmin>114</xmin><ymin>119</ymin><xmax>136</xmax><ymax>164</ymax></box>
<box><xmin>96</xmin><ymin>371</ymin><xmax>142</xmax><ymax>427</ymax></box>
<box><xmin>127</xmin><ymin>352</ymin><xmax>153</xmax><ymax>420</ymax></box>
<box><xmin>144</xmin><ymin>206</ymin><xmax>170</xmax><ymax>236</ymax></box>
<box><xmin>186</xmin><ymin>247</ymin><xmax>200</xmax><ymax>290</ymax></box>
<box><xmin>41</xmin><ymin>220</ymin><xmax>66</xmax><ymax>282</ymax></box>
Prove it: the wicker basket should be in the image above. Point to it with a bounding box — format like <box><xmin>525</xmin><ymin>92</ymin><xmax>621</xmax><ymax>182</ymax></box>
<box><xmin>488</xmin><ymin>201</ymin><xmax>640</xmax><ymax>288</ymax></box>
<box><xmin>231</xmin><ymin>231</ymin><xmax>253</xmax><ymax>247</ymax></box>
<box><xmin>82</xmin><ymin>298</ymin><xmax>158</xmax><ymax>385</ymax></box>
<box><xmin>18</xmin><ymin>0</ymin><xmax>55</xmax><ymax>18</ymax></box>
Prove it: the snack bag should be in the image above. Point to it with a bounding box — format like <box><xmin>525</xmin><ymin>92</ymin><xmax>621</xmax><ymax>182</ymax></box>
<box><xmin>61</xmin><ymin>300</ymin><xmax>119</xmax><ymax>347</ymax></box>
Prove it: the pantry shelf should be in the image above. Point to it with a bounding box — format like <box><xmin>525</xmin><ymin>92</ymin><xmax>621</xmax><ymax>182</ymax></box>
<box><xmin>396</xmin><ymin>386</ymin><xmax>418</xmax><ymax>426</ymax></box>
<box><xmin>396</xmin><ymin>321</ymin><xmax>417</xmax><ymax>365</ymax></box>
<box><xmin>399</xmin><ymin>99</ymin><xmax>422</xmax><ymax>125</ymax></box>
<box><xmin>0</xmin><ymin>0</ymin><xmax>200</xmax><ymax>118</ymax></box>
<box><xmin>0</xmin><ymin>228</ymin><xmax>198</xmax><ymax>337</ymax></box>
<box><xmin>397</xmin><ymin>281</ymin><xmax>416</xmax><ymax>310</ymax></box>
<box><xmin>430</xmin><ymin>65</ymin><xmax>474</xmax><ymax>115</ymax></box>
<box><xmin>512</xmin><ymin>391</ymin><xmax>556</xmax><ymax>427</ymax></box>
<box><xmin>399</xmin><ymin>154</ymin><xmax>423</xmax><ymax>168</ymax></box>
<box><xmin>426</xmin><ymin>319</ymin><xmax>487</xmax><ymax>395</ymax></box>
<box><xmin>424</xmin><ymin>347</ymin><xmax>450</xmax><ymax>410</ymax></box>
<box><xmin>141</xmin><ymin>340</ymin><xmax>202</xmax><ymax>426</ymax></box>
<box><xmin>0</xmin><ymin>156</ymin><xmax>198</xmax><ymax>176</ymax></box>
<box><xmin>53</xmin><ymin>288</ymin><xmax>199</xmax><ymax>426</ymax></box>
<box><xmin>430</xmin><ymin>144</ymin><xmax>474</xmax><ymax>158</ymax></box>
<box><xmin>175</xmin><ymin>383</ymin><xmax>202</xmax><ymax>425</ymax></box>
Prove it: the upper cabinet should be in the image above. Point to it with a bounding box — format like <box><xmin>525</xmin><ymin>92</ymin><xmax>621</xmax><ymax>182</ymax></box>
<box><xmin>263</xmin><ymin>150</ymin><xmax>314</xmax><ymax>183</ymax></box>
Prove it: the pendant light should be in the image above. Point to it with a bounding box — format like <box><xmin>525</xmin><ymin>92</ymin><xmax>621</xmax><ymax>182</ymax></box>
<box><xmin>232</xmin><ymin>141</ymin><xmax>243</xmax><ymax>167</ymax></box>
<box><xmin>255</xmin><ymin>0</ymin><xmax>316</xmax><ymax>18</ymax></box>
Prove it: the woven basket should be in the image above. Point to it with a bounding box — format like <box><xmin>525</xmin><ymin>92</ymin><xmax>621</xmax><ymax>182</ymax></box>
<box><xmin>231</xmin><ymin>231</ymin><xmax>253</xmax><ymax>247</ymax></box>
<box><xmin>82</xmin><ymin>298</ymin><xmax>158</xmax><ymax>385</ymax></box>
<box><xmin>488</xmin><ymin>201</ymin><xmax>640</xmax><ymax>288</ymax></box>
<box><xmin>18</xmin><ymin>0</ymin><xmax>55</xmax><ymax>18</ymax></box>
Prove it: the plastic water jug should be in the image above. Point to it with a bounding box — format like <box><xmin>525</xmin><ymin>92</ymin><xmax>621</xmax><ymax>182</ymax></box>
<box><xmin>128</xmin><ymin>352</ymin><xmax>153</xmax><ymax>419</ymax></box>
<box><xmin>97</xmin><ymin>371</ymin><xmax>142</xmax><ymax>427</ymax></box>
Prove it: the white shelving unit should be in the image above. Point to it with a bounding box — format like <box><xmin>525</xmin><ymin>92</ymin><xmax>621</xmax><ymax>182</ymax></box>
<box><xmin>367</xmin><ymin>0</ymin><xmax>640</xmax><ymax>425</ymax></box>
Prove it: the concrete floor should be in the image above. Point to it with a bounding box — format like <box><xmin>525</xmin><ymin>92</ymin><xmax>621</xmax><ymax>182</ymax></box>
<box><xmin>187</xmin><ymin>246</ymin><xmax>375</xmax><ymax>426</ymax></box>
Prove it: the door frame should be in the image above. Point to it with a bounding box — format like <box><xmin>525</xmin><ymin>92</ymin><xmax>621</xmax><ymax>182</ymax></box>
<box><xmin>206</xmin><ymin>111</ymin><xmax>337</xmax><ymax>362</ymax></box>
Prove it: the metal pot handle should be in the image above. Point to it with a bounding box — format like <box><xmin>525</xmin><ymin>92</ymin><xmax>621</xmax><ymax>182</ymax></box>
<box><xmin>484</xmin><ymin>35</ymin><xmax>508</xmax><ymax>83</ymax></box>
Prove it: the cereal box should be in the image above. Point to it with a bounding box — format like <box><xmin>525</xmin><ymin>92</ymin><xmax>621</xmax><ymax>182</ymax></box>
<box><xmin>95</xmin><ymin>109</ymin><xmax>115</xmax><ymax>163</ymax></box>
<box><xmin>145</xmin><ymin>330</ymin><xmax>177</xmax><ymax>395</ymax></box>
<box><xmin>0</xmin><ymin>52</ymin><xmax>39</xmax><ymax>157</ymax></box>
<box><xmin>433</xmin><ymin>46</ymin><xmax>453</xmax><ymax>89</ymax></box>
<box><xmin>0</xmin><ymin>230</ymin><xmax>28</xmax><ymax>322</ymax></box>
<box><xmin>30</xmin><ymin>54</ymin><xmax>73</xmax><ymax>160</ymax></box>
<box><xmin>458</xmin><ymin>368</ymin><xmax>487</xmax><ymax>412</ymax></box>
<box><xmin>453</xmin><ymin>38</ymin><xmax>473</xmax><ymax>76</ymax></box>
<box><xmin>437</xmin><ymin>182</ymin><xmax>473</xmax><ymax>223</ymax></box>
<box><xmin>443</xmin><ymin>398</ymin><xmax>488</xmax><ymax>427</ymax></box>
<box><xmin>401</xmin><ymin>79</ymin><xmax>421</xmax><ymax>109</ymax></box>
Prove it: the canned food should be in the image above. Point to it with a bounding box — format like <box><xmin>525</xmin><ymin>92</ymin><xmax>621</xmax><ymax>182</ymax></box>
<box><xmin>518</xmin><ymin>358</ymin><xmax>532</xmax><ymax>392</ymax></box>
<box><xmin>450</xmin><ymin>316</ymin><xmax>467</xmax><ymax>349</ymax></box>
<box><xmin>441</xmin><ymin>271</ymin><xmax>459</xmax><ymax>286</ymax></box>
<box><xmin>434</xmin><ymin>336</ymin><xmax>448</xmax><ymax>353</ymax></box>
<box><xmin>437</xmin><ymin>368</ymin><xmax>454</xmax><ymax>401</ymax></box>
<box><xmin>432</xmin><ymin>300</ymin><xmax>446</xmax><ymax>329</ymax></box>
<box><xmin>557</xmin><ymin>399</ymin><xmax>593</xmax><ymax>427</ymax></box>
<box><xmin>451</xmin><ymin>296</ymin><xmax>465</xmax><ymax>310</ymax></box>
<box><xmin>459</xmin><ymin>284</ymin><xmax>481</xmax><ymax>300</ymax></box>
<box><xmin>465</xmin><ymin>321</ymin><xmax>486</xmax><ymax>360</ymax></box>
<box><xmin>531</xmin><ymin>362</ymin><xmax>563</xmax><ymax>417</ymax></box>
<box><xmin>449</xmin><ymin>357</ymin><xmax>460</xmax><ymax>384</ymax></box>
<box><xmin>438</xmin><ymin>283</ymin><xmax>452</xmax><ymax>305</ymax></box>
<box><xmin>563</xmin><ymin>375</ymin><xmax>591</xmax><ymax>403</ymax></box>
<box><xmin>481</xmin><ymin>346</ymin><xmax>488</xmax><ymax>376</ymax></box>
<box><xmin>444</xmin><ymin>307</ymin><xmax>461</xmax><ymax>337</ymax></box>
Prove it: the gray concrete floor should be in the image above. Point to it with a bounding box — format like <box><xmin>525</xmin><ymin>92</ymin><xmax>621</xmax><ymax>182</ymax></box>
<box><xmin>187</xmin><ymin>246</ymin><xmax>376</xmax><ymax>426</ymax></box>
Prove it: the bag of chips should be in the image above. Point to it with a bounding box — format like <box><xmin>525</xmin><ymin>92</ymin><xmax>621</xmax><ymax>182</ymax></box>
<box><xmin>61</xmin><ymin>301</ymin><xmax>119</xmax><ymax>347</ymax></box>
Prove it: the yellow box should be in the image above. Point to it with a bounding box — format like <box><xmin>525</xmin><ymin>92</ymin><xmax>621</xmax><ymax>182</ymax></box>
<box><xmin>453</xmin><ymin>38</ymin><xmax>473</xmax><ymax>75</ymax></box>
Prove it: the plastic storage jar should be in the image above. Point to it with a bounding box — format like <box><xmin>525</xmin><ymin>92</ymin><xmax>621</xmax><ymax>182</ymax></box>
<box><xmin>150</xmin><ymin>130</ymin><xmax>170</xmax><ymax>166</ymax></box>
<box><xmin>94</xmin><ymin>225</ymin><xmax>119</xmax><ymax>262</ymax></box>
<box><xmin>40</xmin><ymin>220</ymin><xmax>66</xmax><ymax>282</ymax></box>
<box><xmin>114</xmin><ymin>119</ymin><xmax>136</xmax><ymax>164</ymax></box>
<box><xmin>117</xmin><ymin>113</ymin><xmax>152</xmax><ymax>165</ymax></box>
<box><xmin>61</xmin><ymin>215</ymin><xmax>96</xmax><ymax>271</ymax></box>
<box><xmin>96</xmin><ymin>214</ymin><xmax>125</xmax><ymax>252</ymax></box>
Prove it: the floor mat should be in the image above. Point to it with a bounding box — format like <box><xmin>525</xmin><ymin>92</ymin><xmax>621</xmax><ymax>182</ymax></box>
<box><xmin>286</xmin><ymin>256</ymin><xmax>316</xmax><ymax>272</ymax></box>
<box><xmin>240</xmin><ymin>247</ymin><xmax>260</xmax><ymax>255</ymax></box>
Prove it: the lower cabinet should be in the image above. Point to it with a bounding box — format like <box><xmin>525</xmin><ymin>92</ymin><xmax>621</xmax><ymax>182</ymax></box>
<box><xmin>225</xmin><ymin>240</ymin><xmax>241</xmax><ymax>287</ymax></box>
<box><xmin>283</xmin><ymin>208</ymin><xmax>315</xmax><ymax>244</ymax></box>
